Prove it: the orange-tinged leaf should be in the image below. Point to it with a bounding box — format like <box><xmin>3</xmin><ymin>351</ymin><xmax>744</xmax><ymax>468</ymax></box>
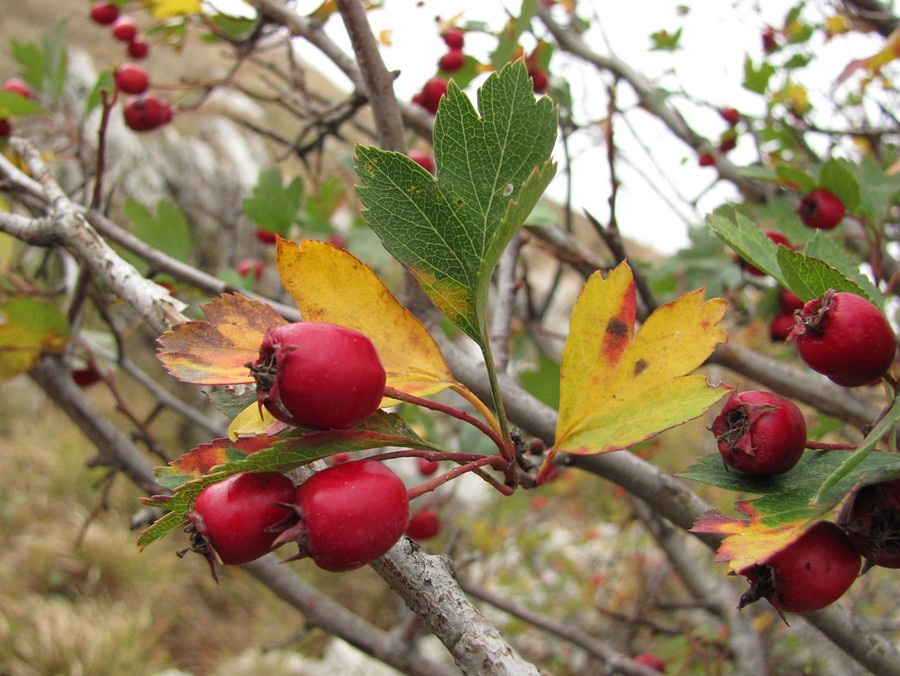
<box><xmin>552</xmin><ymin>262</ymin><xmax>729</xmax><ymax>457</ymax></box>
<box><xmin>276</xmin><ymin>239</ymin><xmax>454</xmax><ymax>398</ymax></box>
<box><xmin>0</xmin><ymin>297</ymin><xmax>69</xmax><ymax>378</ymax></box>
<box><xmin>227</xmin><ymin>401</ymin><xmax>289</xmax><ymax>440</ymax></box>
<box><xmin>692</xmin><ymin>502</ymin><xmax>814</xmax><ymax>573</ymax></box>
<box><xmin>157</xmin><ymin>294</ymin><xmax>287</xmax><ymax>385</ymax></box>
<box><xmin>155</xmin><ymin>436</ymin><xmax>274</xmax><ymax>489</ymax></box>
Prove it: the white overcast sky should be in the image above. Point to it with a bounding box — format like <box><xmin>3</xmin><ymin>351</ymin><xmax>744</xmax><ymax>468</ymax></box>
<box><xmin>210</xmin><ymin>1</ymin><xmax>888</xmax><ymax>253</ymax></box>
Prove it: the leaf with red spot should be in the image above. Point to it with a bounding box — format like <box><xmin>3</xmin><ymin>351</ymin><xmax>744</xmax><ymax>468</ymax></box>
<box><xmin>157</xmin><ymin>293</ymin><xmax>287</xmax><ymax>385</ymax></box>
<box><xmin>546</xmin><ymin>262</ymin><xmax>729</xmax><ymax>466</ymax></box>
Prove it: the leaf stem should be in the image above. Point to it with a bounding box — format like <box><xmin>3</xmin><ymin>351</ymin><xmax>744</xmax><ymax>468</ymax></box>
<box><xmin>382</xmin><ymin>386</ymin><xmax>507</xmax><ymax>455</ymax></box>
<box><xmin>479</xmin><ymin>337</ymin><xmax>515</xmax><ymax>463</ymax></box>
<box><xmin>805</xmin><ymin>441</ymin><xmax>857</xmax><ymax>451</ymax></box>
<box><xmin>812</xmin><ymin>395</ymin><xmax>900</xmax><ymax>505</ymax></box>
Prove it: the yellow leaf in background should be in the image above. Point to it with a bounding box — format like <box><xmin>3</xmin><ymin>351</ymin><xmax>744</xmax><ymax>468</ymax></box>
<box><xmin>146</xmin><ymin>0</ymin><xmax>202</xmax><ymax>17</ymax></box>
<box><xmin>691</xmin><ymin>502</ymin><xmax>813</xmax><ymax>573</ymax></box>
<box><xmin>227</xmin><ymin>401</ymin><xmax>287</xmax><ymax>440</ymax></box>
<box><xmin>551</xmin><ymin>262</ymin><xmax>729</xmax><ymax>457</ymax></box>
<box><xmin>276</xmin><ymin>239</ymin><xmax>455</xmax><ymax>399</ymax></box>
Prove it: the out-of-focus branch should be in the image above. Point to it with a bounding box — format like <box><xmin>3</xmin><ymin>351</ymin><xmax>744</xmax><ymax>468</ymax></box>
<box><xmin>841</xmin><ymin>0</ymin><xmax>900</xmax><ymax>36</ymax></box>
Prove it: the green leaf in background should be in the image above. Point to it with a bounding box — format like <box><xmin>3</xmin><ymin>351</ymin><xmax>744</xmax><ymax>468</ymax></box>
<box><xmin>125</xmin><ymin>198</ymin><xmax>192</xmax><ymax>265</ymax></box>
<box><xmin>818</xmin><ymin>158</ymin><xmax>861</xmax><ymax>212</ymax></box>
<box><xmin>681</xmin><ymin>449</ymin><xmax>900</xmax><ymax>527</ymax></box>
<box><xmin>742</xmin><ymin>55</ymin><xmax>775</xmax><ymax>94</ymax></box>
<box><xmin>489</xmin><ymin>0</ymin><xmax>538</xmax><ymax>69</ymax></box>
<box><xmin>854</xmin><ymin>155</ymin><xmax>900</xmax><ymax>222</ymax></box>
<box><xmin>774</xmin><ymin>164</ymin><xmax>816</xmax><ymax>192</ymax></box>
<box><xmin>708</xmin><ymin>212</ymin><xmax>786</xmax><ymax>284</ymax></box>
<box><xmin>802</xmin><ymin>231</ymin><xmax>881</xmax><ymax>305</ymax></box>
<box><xmin>0</xmin><ymin>297</ymin><xmax>69</xmax><ymax>378</ymax></box>
<box><xmin>0</xmin><ymin>91</ymin><xmax>44</xmax><ymax>117</ymax></box>
<box><xmin>84</xmin><ymin>70</ymin><xmax>116</xmax><ymax>118</ymax></box>
<box><xmin>355</xmin><ymin>60</ymin><xmax>557</xmax><ymax>343</ymax></box>
<box><xmin>650</xmin><ymin>27</ymin><xmax>683</xmax><ymax>51</ymax></box>
<box><xmin>242</xmin><ymin>167</ymin><xmax>304</xmax><ymax>236</ymax></box>
<box><xmin>297</xmin><ymin>176</ymin><xmax>345</xmax><ymax>234</ymax></box>
<box><xmin>12</xmin><ymin>21</ymin><xmax>67</xmax><ymax>98</ymax></box>
<box><xmin>776</xmin><ymin>246</ymin><xmax>875</xmax><ymax>305</ymax></box>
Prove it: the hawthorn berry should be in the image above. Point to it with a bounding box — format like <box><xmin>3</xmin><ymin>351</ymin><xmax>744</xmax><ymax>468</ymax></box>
<box><xmin>112</xmin><ymin>16</ymin><xmax>139</xmax><ymax>43</ymax></box>
<box><xmin>405</xmin><ymin>508</ymin><xmax>441</xmax><ymax>541</ymax></box>
<box><xmin>442</xmin><ymin>27</ymin><xmax>465</xmax><ymax>49</ymax></box>
<box><xmin>115</xmin><ymin>64</ymin><xmax>150</xmax><ymax>95</ymax></box>
<box><xmin>90</xmin><ymin>2</ymin><xmax>119</xmax><ymax>25</ymax></box>
<box><xmin>186</xmin><ymin>472</ymin><xmax>296</xmax><ymax>567</ymax></box>
<box><xmin>236</xmin><ymin>257</ymin><xmax>263</xmax><ymax>282</ymax></box>
<box><xmin>408</xmin><ymin>149</ymin><xmax>435</xmax><ymax>174</ymax></box>
<box><xmin>790</xmin><ymin>290</ymin><xmax>896</xmax><ymax>387</ymax></box>
<box><xmin>0</xmin><ymin>119</ymin><xmax>10</xmax><ymax>138</ymax></box>
<box><xmin>415</xmin><ymin>77</ymin><xmax>449</xmax><ymax>114</ymax></box>
<box><xmin>711</xmin><ymin>390</ymin><xmax>806</xmax><ymax>476</ymax></box>
<box><xmin>797</xmin><ymin>188</ymin><xmax>845</xmax><ymax>230</ymax></box>
<box><xmin>719</xmin><ymin>107</ymin><xmax>740</xmax><ymax>126</ymax></box>
<box><xmin>837</xmin><ymin>478</ymin><xmax>900</xmax><ymax>571</ymax></box>
<box><xmin>633</xmin><ymin>653</ymin><xmax>666</xmax><ymax>673</ymax></box>
<box><xmin>127</xmin><ymin>39</ymin><xmax>150</xmax><ymax>60</ymax></box>
<box><xmin>768</xmin><ymin>312</ymin><xmax>797</xmax><ymax>342</ymax></box>
<box><xmin>255</xmin><ymin>227</ymin><xmax>278</xmax><ymax>245</ymax></box>
<box><xmin>123</xmin><ymin>94</ymin><xmax>173</xmax><ymax>132</ymax></box>
<box><xmin>529</xmin><ymin>68</ymin><xmax>549</xmax><ymax>94</ymax></box>
<box><xmin>741</xmin><ymin>230</ymin><xmax>791</xmax><ymax>276</ymax></box>
<box><xmin>417</xmin><ymin>457</ymin><xmax>439</xmax><ymax>476</ymax></box>
<box><xmin>3</xmin><ymin>78</ymin><xmax>33</xmax><ymax>99</ymax></box>
<box><xmin>278</xmin><ymin>460</ymin><xmax>410</xmax><ymax>571</ymax></box>
<box><xmin>762</xmin><ymin>26</ymin><xmax>779</xmax><ymax>52</ymax></box>
<box><xmin>71</xmin><ymin>365</ymin><xmax>103</xmax><ymax>388</ymax></box>
<box><xmin>439</xmin><ymin>48</ymin><xmax>465</xmax><ymax>73</ymax></box>
<box><xmin>698</xmin><ymin>152</ymin><xmax>715</xmax><ymax>167</ymax></box>
<box><xmin>738</xmin><ymin>521</ymin><xmax>860</xmax><ymax>615</ymax></box>
<box><xmin>249</xmin><ymin>322</ymin><xmax>386</xmax><ymax>430</ymax></box>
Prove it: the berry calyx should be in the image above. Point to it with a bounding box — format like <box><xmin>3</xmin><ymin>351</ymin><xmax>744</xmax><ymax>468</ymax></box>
<box><xmin>185</xmin><ymin>472</ymin><xmax>296</xmax><ymax>568</ymax></box>
<box><xmin>405</xmin><ymin>508</ymin><xmax>441</xmax><ymax>541</ymax></box>
<box><xmin>115</xmin><ymin>64</ymin><xmax>150</xmax><ymax>95</ymax></box>
<box><xmin>3</xmin><ymin>78</ymin><xmax>33</xmax><ymax>99</ymax></box>
<box><xmin>279</xmin><ymin>460</ymin><xmax>409</xmax><ymax>571</ymax></box>
<box><xmin>249</xmin><ymin>322</ymin><xmax>386</xmax><ymax>430</ymax></box>
<box><xmin>90</xmin><ymin>2</ymin><xmax>119</xmax><ymax>25</ymax></box>
<box><xmin>837</xmin><ymin>478</ymin><xmax>900</xmax><ymax>571</ymax></box>
<box><xmin>797</xmin><ymin>188</ymin><xmax>846</xmax><ymax>230</ymax></box>
<box><xmin>711</xmin><ymin>390</ymin><xmax>806</xmax><ymax>476</ymax></box>
<box><xmin>738</xmin><ymin>521</ymin><xmax>860</xmax><ymax>616</ymax></box>
<box><xmin>439</xmin><ymin>49</ymin><xmax>465</xmax><ymax>73</ymax></box>
<box><xmin>112</xmin><ymin>16</ymin><xmax>139</xmax><ymax>43</ymax></box>
<box><xmin>790</xmin><ymin>290</ymin><xmax>896</xmax><ymax>387</ymax></box>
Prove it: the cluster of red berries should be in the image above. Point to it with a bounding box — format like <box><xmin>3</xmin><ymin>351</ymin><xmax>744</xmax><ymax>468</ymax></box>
<box><xmin>90</xmin><ymin>2</ymin><xmax>150</xmax><ymax>60</ymax></box>
<box><xmin>438</xmin><ymin>27</ymin><xmax>466</xmax><ymax>74</ymax></box>
<box><xmin>90</xmin><ymin>3</ymin><xmax>173</xmax><ymax>132</ymax></box>
<box><xmin>187</xmin><ymin>460</ymin><xmax>410</xmax><ymax>573</ymax></box>
<box><xmin>0</xmin><ymin>77</ymin><xmax>34</xmax><ymax>139</ymax></box>
<box><xmin>768</xmin><ymin>288</ymin><xmax>803</xmax><ymax>342</ymax></box>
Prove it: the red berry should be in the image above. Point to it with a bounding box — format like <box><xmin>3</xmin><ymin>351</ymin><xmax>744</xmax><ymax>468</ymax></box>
<box><xmin>250</xmin><ymin>322</ymin><xmax>386</xmax><ymax>430</ymax></box>
<box><xmin>284</xmin><ymin>460</ymin><xmax>409</xmax><ymax>571</ymax></box>
<box><xmin>408</xmin><ymin>150</ymin><xmax>435</xmax><ymax>174</ymax></box>
<box><xmin>719</xmin><ymin>107</ymin><xmax>740</xmax><ymax>126</ymax></box>
<box><xmin>529</xmin><ymin>68</ymin><xmax>549</xmax><ymax>94</ymax></box>
<box><xmin>127</xmin><ymin>39</ymin><xmax>150</xmax><ymax>60</ymax></box>
<box><xmin>115</xmin><ymin>64</ymin><xmax>150</xmax><ymax>95</ymax></box>
<box><xmin>406</xmin><ymin>508</ymin><xmax>441</xmax><ymax>541</ymax></box>
<box><xmin>768</xmin><ymin>312</ymin><xmax>797</xmax><ymax>342</ymax></box>
<box><xmin>742</xmin><ymin>231</ymin><xmax>791</xmax><ymax>276</ymax></box>
<box><xmin>633</xmin><ymin>653</ymin><xmax>666</xmax><ymax>673</ymax></box>
<box><xmin>718</xmin><ymin>136</ymin><xmax>737</xmax><ymax>154</ymax></box>
<box><xmin>112</xmin><ymin>16</ymin><xmax>138</xmax><ymax>43</ymax></box>
<box><xmin>255</xmin><ymin>227</ymin><xmax>278</xmax><ymax>245</ymax></box>
<box><xmin>3</xmin><ymin>78</ymin><xmax>33</xmax><ymax>99</ymax></box>
<box><xmin>442</xmin><ymin>27</ymin><xmax>465</xmax><ymax>50</ymax></box>
<box><xmin>0</xmin><ymin>119</ymin><xmax>11</xmax><ymax>138</ymax></box>
<box><xmin>71</xmin><ymin>366</ymin><xmax>103</xmax><ymax>388</ymax></box>
<box><xmin>738</xmin><ymin>521</ymin><xmax>860</xmax><ymax>614</ymax></box>
<box><xmin>439</xmin><ymin>48</ymin><xmax>465</xmax><ymax>73</ymax></box>
<box><xmin>781</xmin><ymin>288</ymin><xmax>804</xmax><ymax>313</ymax></box>
<box><xmin>90</xmin><ymin>2</ymin><xmax>119</xmax><ymax>25</ymax></box>
<box><xmin>790</xmin><ymin>290</ymin><xmax>896</xmax><ymax>387</ymax></box>
<box><xmin>236</xmin><ymin>257</ymin><xmax>263</xmax><ymax>282</ymax></box>
<box><xmin>123</xmin><ymin>94</ymin><xmax>172</xmax><ymax>132</ymax></box>
<box><xmin>698</xmin><ymin>152</ymin><xmax>715</xmax><ymax>167</ymax></box>
<box><xmin>711</xmin><ymin>390</ymin><xmax>806</xmax><ymax>476</ymax></box>
<box><xmin>797</xmin><ymin>188</ymin><xmax>846</xmax><ymax>230</ymax></box>
<box><xmin>838</xmin><ymin>478</ymin><xmax>900</xmax><ymax>571</ymax></box>
<box><xmin>187</xmin><ymin>472</ymin><xmax>296</xmax><ymax>566</ymax></box>
<box><xmin>417</xmin><ymin>457</ymin><xmax>439</xmax><ymax>476</ymax></box>
<box><xmin>762</xmin><ymin>26</ymin><xmax>779</xmax><ymax>52</ymax></box>
<box><xmin>415</xmin><ymin>77</ymin><xmax>449</xmax><ymax>114</ymax></box>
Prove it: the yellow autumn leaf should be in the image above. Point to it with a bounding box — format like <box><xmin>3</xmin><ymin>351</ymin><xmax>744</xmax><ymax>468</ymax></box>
<box><xmin>552</xmin><ymin>262</ymin><xmax>729</xmax><ymax>457</ymax></box>
<box><xmin>227</xmin><ymin>401</ymin><xmax>287</xmax><ymax>440</ymax></box>
<box><xmin>146</xmin><ymin>0</ymin><xmax>202</xmax><ymax>18</ymax></box>
<box><xmin>276</xmin><ymin>239</ymin><xmax>455</xmax><ymax>399</ymax></box>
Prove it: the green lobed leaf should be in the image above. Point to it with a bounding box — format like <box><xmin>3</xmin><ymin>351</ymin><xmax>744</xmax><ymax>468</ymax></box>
<box><xmin>802</xmin><ymin>231</ymin><xmax>882</xmax><ymax>305</ymax></box>
<box><xmin>12</xmin><ymin>21</ymin><xmax>67</xmax><ymax>98</ymax></box>
<box><xmin>206</xmin><ymin>388</ymin><xmax>258</xmax><ymax>420</ymax></box>
<box><xmin>680</xmin><ymin>449</ymin><xmax>900</xmax><ymax>528</ymax></box>
<box><xmin>125</xmin><ymin>199</ymin><xmax>192</xmax><ymax>265</ymax></box>
<box><xmin>242</xmin><ymin>167</ymin><xmax>304</xmax><ymax>236</ymax></box>
<box><xmin>0</xmin><ymin>91</ymin><xmax>43</xmax><ymax>117</ymax></box>
<box><xmin>489</xmin><ymin>0</ymin><xmax>538</xmax><ymax>69</ymax></box>
<box><xmin>743</xmin><ymin>55</ymin><xmax>775</xmax><ymax>94</ymax></box>
<box><xmin>355</xmin><ymin>60</ymin><xmax>557</xmax><ymax>343</ymax></box>
<box><xmin>818</xmin><ymin>158</ymin><xmax>861</xmax><ymax>212</ymax></box>
<box><xmin>776</xmin><ymin>246</ymin><xmax>875</xmax><ymax>305</ymax></box>
<box><xmin>774</xmin><ymin>165</ymin><xmax>816</xmax><ymax>192</ymax></box>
